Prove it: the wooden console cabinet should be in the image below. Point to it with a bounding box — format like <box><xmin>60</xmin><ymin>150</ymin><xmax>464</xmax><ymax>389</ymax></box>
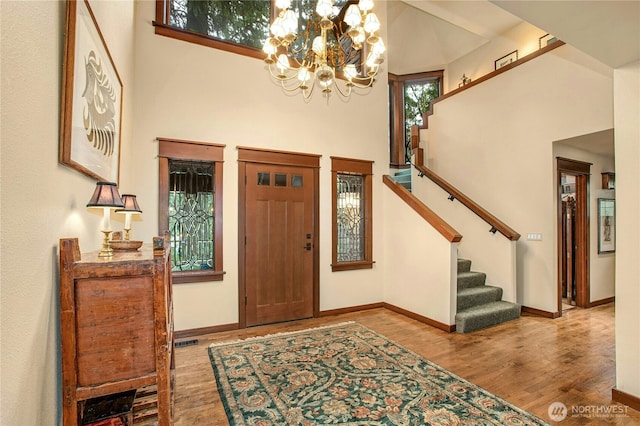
<box><xmin>59</xmin><ymin>236</ymin><xmax>174</xmax><ymax>425</ymax></box>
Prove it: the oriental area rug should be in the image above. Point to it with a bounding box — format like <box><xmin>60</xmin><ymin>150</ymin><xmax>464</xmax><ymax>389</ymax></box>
<box><xmin>208</xmin><ymin>322</ymin><xmax>550</xmax><ymax>425</ymax></box>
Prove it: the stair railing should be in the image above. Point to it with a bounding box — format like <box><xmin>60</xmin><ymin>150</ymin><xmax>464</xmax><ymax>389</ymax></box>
<box><xmin>383</xmin><ymin>175</ymin><xmax>462</xmax><ymax>243</ymax></box>
<box><xmin>412</xmin><ymin>147</ymin><xmax>520</xmax><ymax>241</ymax></box>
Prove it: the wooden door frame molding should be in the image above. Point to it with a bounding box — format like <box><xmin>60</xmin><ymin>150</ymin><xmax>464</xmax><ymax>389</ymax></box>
<box><xmin>556</xmin><ymin>157</ymin><xmax>591</xmax><ymax>314</ymax></box>
<box><xmin>237</xmin><ymin>147</ymin><xmax>321</xmax><ymax>329</ymax></box>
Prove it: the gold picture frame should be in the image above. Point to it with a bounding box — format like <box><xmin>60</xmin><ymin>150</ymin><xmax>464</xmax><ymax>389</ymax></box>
<box><xmin>60</xmin><ymin>0</ymin><xmax>122</xmax><ymax>184</ymax></box>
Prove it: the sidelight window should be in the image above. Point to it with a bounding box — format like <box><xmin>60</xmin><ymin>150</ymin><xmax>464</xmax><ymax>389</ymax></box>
<box><xmin>158</xmin><ymin>138</ymin><xmax>225</xmax><ymax>283</ymax></box>
<box><xmin>331</xmin><ymin>156</ymin><xmax>374</xmax><ymax>272</ymax></box>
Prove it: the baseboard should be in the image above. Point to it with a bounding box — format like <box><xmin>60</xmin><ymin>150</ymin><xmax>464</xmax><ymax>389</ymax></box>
<box><xmin>175</xmin><ymin>322</ymin><xmax>239</xmax><ymax>339</ymax></box>
<box><xmin>612</xmin><ymin>388</ymin><xmax>640</xmax><ymax>412</ymax></box>
<box><xmin>521</xmin><ymin>306</ymin><xmax>560</xmax><ymax>319</ymax></box>
<box><xmin>590</xmin><ymin>297</ymin><xmax>615</xmax><ymax>307</ymax></box>
<box><xmin>319</xmin><ymin>302</ymin><xmax>384</xmax><ymax>317</ymax></box>
<box><xmin>383</xmin><ymin>303</ymin><xmax>455</xmax><ymax>333</ymax></box>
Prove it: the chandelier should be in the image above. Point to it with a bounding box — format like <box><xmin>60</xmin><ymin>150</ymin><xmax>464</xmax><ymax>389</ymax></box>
<box><xmin>262</xmin><ymin>0</ymin><xmax>385</xmax><ymax>101</ymax></box>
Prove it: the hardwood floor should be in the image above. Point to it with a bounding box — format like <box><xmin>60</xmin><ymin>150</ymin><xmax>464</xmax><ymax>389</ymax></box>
<box><xmin>169</xmin><ymin>303</ymin><xmax>639</xmax><ymax>425</ymax></box>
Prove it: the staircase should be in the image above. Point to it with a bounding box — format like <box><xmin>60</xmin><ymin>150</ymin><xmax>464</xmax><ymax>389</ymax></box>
<box><xmin>393</xmin><ymin>168</ymin><xmax>412</xmax><ymax>191</ymax></box>
<box><xmin>456</xmin><ymin>258</ymin><xmax>521</xmax><ymax>333</ymax></box>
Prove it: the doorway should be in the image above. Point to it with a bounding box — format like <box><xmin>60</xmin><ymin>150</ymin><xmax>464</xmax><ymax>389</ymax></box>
<box><xmin>238</xmin><ymin>147</ymin><xmax>320</xmax><ymax>327</ymax></box>
<box><xmin>557</xmin><ymin>157</ymin><xmax>591</xmax><ymax>313</ymax></box>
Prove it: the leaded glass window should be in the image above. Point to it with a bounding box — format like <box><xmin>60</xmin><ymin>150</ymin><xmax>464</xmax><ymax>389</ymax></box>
<box><xmin>336</xmin><ymin>174</ymin><xmax>365</xmax><ymax>262</ymax></box>
<box><xmin>331</xmin><ymin>156</ymin><xmax>373</xmax><ymax>272</ymax></box>
<box><xmin>169</xmin><ymin>160</ymin><xmax>215</xmax><ymax>272</ymax></box>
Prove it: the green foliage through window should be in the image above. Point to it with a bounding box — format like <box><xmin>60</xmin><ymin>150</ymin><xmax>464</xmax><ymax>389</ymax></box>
<box><xmin>404</xmin><ymin>80</ymin><xmax>439</xmax><ymax>162</ymax></box>
<box><xmin>169</xmin><ymin>0</ymin><xmax>271</xmax><ymax>49</ymax></box>
<box><xmin>167</xmin><ymin>0</ymin><xmax>351</xmax><ymax>53</ymax></box>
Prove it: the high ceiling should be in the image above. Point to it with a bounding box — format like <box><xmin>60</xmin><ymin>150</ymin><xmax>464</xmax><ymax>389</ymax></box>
<box><xmin>492</xmin><ymin>0</ymin><xmax>640</xmax><ymax>69</ymax></box>
<box><xmin>388</xmin><ymin>1</ymin><xmax>523</xmax><ymax>71</ymax></box>
<box><xmin>392</xmin><ymin>0</ymin><xmax>640</xmax><ymax>70</ymax></box>
<box><xmin>389</xmin><ymin>0</ymin><xmax>638</xmax><ymax>157</ymax></box>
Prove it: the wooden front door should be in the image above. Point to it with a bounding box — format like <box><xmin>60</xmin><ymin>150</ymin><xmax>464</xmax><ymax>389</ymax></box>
<box><xmin>244</xmin><ymin>162</ymin><xmax>315</xmax><ymax>326</ymax></box>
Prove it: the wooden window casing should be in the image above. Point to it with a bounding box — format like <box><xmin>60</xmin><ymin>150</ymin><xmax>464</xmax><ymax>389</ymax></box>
<box><xmin>388</xmin><ymin>70</ymin><xmax>443</xmax><ymax>167</ymax></box>
<box><xmin>158</xmin><ymin>138</ymin><xmax>225</xmax><ymax>283</ymax></box>
<box><xmin>331</xmin><ymin>156</ymin><xmax>374</xmax><ymax>272</ymax></box>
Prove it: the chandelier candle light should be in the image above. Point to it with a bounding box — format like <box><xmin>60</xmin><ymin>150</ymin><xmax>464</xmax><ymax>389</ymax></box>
<box><xmin>263</xmin><ymin>0</ymin><xmax>385</xmax><ymax>100</ymax></box>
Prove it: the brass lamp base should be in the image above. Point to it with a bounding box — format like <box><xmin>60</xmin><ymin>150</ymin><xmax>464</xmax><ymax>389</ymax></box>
<box><xmin>98</xmin><ymin>230</ymin><xmax>114</xmax><ymax>257</ymax></box>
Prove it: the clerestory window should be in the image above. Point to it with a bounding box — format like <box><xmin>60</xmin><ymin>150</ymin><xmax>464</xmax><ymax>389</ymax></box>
<box><xmin>158</xmin><ymin>138</ymin><xmax>225</xmax><ymax>283</ymax></box>
<box><xmin>154</xmin><ymin>0</ymin><xmax>351</xmax><ymax>60</ymax></box>
<box><xmin>331</xmin><ymin>156</ymin><xmax>374</xmax><ymax>272</ymax></box>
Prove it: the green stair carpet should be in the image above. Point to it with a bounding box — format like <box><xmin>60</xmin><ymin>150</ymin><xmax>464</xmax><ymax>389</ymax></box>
<box><xmin>456</xmin><ymin>258</ymin><xmax>520</xmax><ymax>333</ymax></box>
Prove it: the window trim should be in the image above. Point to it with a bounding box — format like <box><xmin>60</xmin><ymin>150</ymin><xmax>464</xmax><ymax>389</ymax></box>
<box><xmin>331</xmin><ymin>156</ymin><xmax>374</xmax><ymax>272</ymax></box>
<box><xmin>158</xmin><ymin>137</ymin><xmax>225</xmax><ymax>283</ymax></box>
<box><xmin>388</xmin><ymin>70</ymin><xmax>444</xmax><ymax>167</ymax></box>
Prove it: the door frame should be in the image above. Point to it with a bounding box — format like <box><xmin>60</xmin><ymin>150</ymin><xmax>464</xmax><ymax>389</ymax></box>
<box><xmin>237</xmin><ymin>146</ymin><xmax>321</xmax><ymax>328</ymax></box>
<box><xmin>556</xmin><ymin>157</ymin><xmax>591</xmax><ymax>314</ymax></box>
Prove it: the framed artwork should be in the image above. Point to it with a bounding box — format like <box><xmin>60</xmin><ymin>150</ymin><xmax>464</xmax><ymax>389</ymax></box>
<box><xmin>598</xmin><ymin>198</ymin><xmax>615</xmax><ymax>253</ymax></box>
<box><xmin>60</xmin><ymin>0</ymin><xmax>123</xmax><ymax>184</ymax></box>
<box><xmin>495</xmin><ymin>50</ymin><xmax>518</xmax><ymax>70</ymax></box>
<box><xmin>539</xmin><ymin>33</ymin><xmax>558</xmax><ymax>49</ymax></box>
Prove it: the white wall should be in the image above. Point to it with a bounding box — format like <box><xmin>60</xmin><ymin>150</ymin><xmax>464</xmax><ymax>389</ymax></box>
<box><xmin>382</xmin><ymin>186</ymin><xmax>457</xmax><ymax>326</ymax></box>
<box><xmin>411</xmin><ymin>168</ymin><xmax>518</xmax><ymax>304</ymax></box>
<box><xmin>131</xmin><ymin>0</ymin><xmax>389</xmax><ymax>331</ymax></box>
<box><xmin>0</xmin><ymin>1</ymin><xmax>136</xmax><ymax>423</ymax></box>
<box><xmin>614</xmin><ymin>60</ymin><xmax>640</xmax><ymax>400</ymax></box>
<box><xmin>445</xmin><ymin>21</ymin><xmax>542</xmax><ymax>92</ymax></box>
<box><xmin>553</xmin><ymin>141</ymin><xmax>616</xmax><ymax>304</ymax></box>
<box><xmin>423</xmin><ymin>45</ymin><xmax>614</xmax><ymax>314</ymax></box>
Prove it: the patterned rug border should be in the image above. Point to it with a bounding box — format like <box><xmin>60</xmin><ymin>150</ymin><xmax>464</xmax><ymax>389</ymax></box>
<box><xmin>208</xmin><ymin>321</ymin><xmax>357</xmax><ymax>349</ymax></box>
<box><xmin>209</xmin><ymin>321</ymin><xmax>551</xmax><ymax>425</ymax></box>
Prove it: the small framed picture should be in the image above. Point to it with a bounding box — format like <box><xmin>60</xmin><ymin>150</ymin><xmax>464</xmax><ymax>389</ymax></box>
<box><xmin>495</xmin><ymin>50</ymin><xmax>518</xmax><ymax>70</ymax></box>
<box><xmin>539</xmin><ymin>33</ymin><xmax>558</xmax><ymax>49</ymax></box>
<box><xmin>597</xmin><ymin>198</ymin><xmax>615</xmax><ymax>253</ymax></box>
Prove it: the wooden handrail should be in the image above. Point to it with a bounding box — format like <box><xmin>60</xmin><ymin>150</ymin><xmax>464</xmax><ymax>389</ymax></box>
<box><xmin>413</xmin><ymin>161</ymin><xmax>520</xmax><ymax>241</ymax></box>
<box><xmin>383</xmin><ymin>175</ymin><xmax>462</xmax><ymax>243</ymax></box>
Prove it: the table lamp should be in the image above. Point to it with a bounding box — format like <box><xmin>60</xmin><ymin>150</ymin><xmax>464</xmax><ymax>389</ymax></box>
<box><xmin>115</xmin><ymin>194</ymin><xmax>142</xmax><ymax>240</ymax></box>
<box><xmin>86</xmin><ymin>182</ymin><xmax>124</xmax><ymax>257</ymax></box>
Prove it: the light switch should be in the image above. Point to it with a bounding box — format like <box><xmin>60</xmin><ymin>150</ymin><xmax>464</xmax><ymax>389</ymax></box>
<box><xmin>527</xmin><ymin>233</ymin><xmax>543</xmax><ymax>241</ymax></box>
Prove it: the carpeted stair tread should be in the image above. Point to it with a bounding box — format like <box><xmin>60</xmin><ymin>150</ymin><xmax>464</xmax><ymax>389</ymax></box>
<box><xmin>457</xmin><ymin>285</ymin><xmax>503</xmax><ymax>311</ymax></box>
<box><xmin>393</xmin><ymin>169</ymin><xmax>412</xmax><ymax>191</ymax></box>
<box><xmin>394</xmin><ymin>169</ymin><xmax>412</xmax><ymax>177</ymax></box>
<box><xmin>457</xmin><ymin>271</ymin><xmax>486</xmax><ymax>289</ymax></box>
<box><xmin>457</xmin><ymin>259</ymin><xmax>472</xmax><ymax>273</ymax></box>
<box><xmin>456</xmin><ymin>301</ymin><xmax>521</xmax><ymax>333</ymax></box>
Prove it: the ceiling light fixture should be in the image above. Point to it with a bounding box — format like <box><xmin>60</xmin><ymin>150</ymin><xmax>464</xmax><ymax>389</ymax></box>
<box><xmin>263</xmin><ymin>0</ymin><xmax>385</xmax><ymax>101</ymax></box>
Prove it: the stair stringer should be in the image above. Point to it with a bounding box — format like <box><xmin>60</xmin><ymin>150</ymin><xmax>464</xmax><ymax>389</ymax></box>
<box><xmin>411</xmin><ymin>167</ymin><xmax>517</xmax><ymax>304</ymax></box>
